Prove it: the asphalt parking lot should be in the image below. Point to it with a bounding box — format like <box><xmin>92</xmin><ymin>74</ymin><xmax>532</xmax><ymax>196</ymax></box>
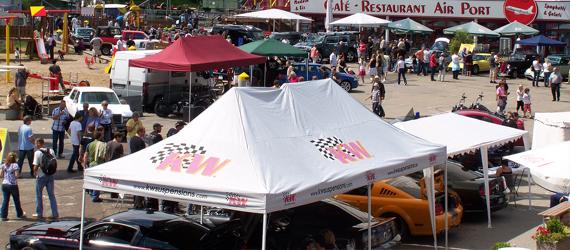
<box><xmin>1</xmin><ymin>71</ymin><xmax>568</xmax><ymax>249</ymax></box>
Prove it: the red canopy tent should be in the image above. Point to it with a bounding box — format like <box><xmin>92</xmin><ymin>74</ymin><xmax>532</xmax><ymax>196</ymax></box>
<box><xmin>129</xmin><ymin>35</ymin><xmax>266</xmax><ymax>72</ymax></box>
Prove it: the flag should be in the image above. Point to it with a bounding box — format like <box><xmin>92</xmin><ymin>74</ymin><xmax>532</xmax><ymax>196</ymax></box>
<box><xmin>30</xmin><ymin>6</ymin><xmax>46</xmax><ymax>17</ymax></box>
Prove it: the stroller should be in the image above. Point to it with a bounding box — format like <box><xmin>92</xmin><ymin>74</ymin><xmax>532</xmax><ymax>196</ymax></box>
<box><xmin>23</xmin><ymin>95</ymin><xmax>42</xmax><ymax>120</ymax></box>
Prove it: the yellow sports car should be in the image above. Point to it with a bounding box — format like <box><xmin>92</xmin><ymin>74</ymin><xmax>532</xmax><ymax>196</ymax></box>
<box><xmin>336</xmin><ymin>176</ymin><xmax>463</xmax><ymax>238</ymax></box>
<box><xmin>448</xmin><ymin>53</ymin><xmax>492</xmax><ymax>74</ymax></box>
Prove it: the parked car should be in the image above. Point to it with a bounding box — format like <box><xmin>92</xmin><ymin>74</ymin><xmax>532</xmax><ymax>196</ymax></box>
<box><xmin>336</xmin><ymin>176</ymin><xmax>463</xmax><ymax>238</ymax></box>
<box><xmin>64</xmin><ymin>87</ymin><xmax>132</xmax><ymax>136</ymax></box>
<box><xmin>291</xmin><ymin>63</ymin><xmax>359</xmax><ymax>91</ymax></box>
<box><xmin>269</xmin><ymin>32</ymin><xmax>303</xmax><ymax>45</ymax></box>
<box><xmin>7</xmin><ymin>209</ymin><xmax>245</xmax><ymax>250</ymax></box>
<box><xmin>524</xmin><ymin>54</ymin><xmax>570</xmax><ymax>81</ymax></box>
<box><xmin>504</xmin><ymin>52</ymin><xmax>537</xmax><ymax>78</ymax></box>
<box><xmin>70</xmin><ymin>27</ymin><xmax>95</xmax><ymax>49</ymax></box>
<box><xmin>409</xmin><ymin>161</ymin><xmax>509</xmax><ymax>212</ymax></box>
<box><xmin>211</xmin><ymin>24</ymin><xmax>264</xmax><ymax>46</ymax></box>
<box><xmin>190</xmin><ymin>199</ymin><xmax>400</xmax><ymax>249</ymax></box>
<box><xmin>447</xmin><ymin>53</ymin><xmax>491</xmax><ymax>74</ymax></box>
<box><xmin>294</xmin><ymin>32</ymin><xmax>360</xmax><ymax>63</ymax></box>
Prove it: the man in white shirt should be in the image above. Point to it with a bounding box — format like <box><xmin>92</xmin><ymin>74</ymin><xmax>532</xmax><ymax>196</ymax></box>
<box><xmin>542</xmin><ymin>58</ymin><xmax>552</xmax><ymax>87</ymax></box>
<box><xmin>532</xmin><ymin>57</ymin><xmax>542</xmax><ymax>87</ymax></box>
<box><xmin>329</xmin><ymin>51</ymin><xmax>338</xmax><ymax>69</ymax></box>
<box><xmin>67</xmin><ymin>114</ymin><xmax>83</xmax><ymax>172</ymax></box>
<box><xmin>423</xmin><ymin>48</ymin><xmax>431</xmax><ymax>75</ymax></box>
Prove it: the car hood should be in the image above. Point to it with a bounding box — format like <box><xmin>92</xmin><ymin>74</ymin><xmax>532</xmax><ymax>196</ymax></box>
<box><xmin>294</xmin><ymin>42</ymin><xmax>313</xmax><ymax>50</ymax></box>
<box><xmin>87</xmin><ymin>104</ymin><xmax>133</xmax><ymax>118</ymax></box>
<box><xmin>14</xmin><ymin>220</ymin><xmax>82</xmax><ymax>237</ymax></box>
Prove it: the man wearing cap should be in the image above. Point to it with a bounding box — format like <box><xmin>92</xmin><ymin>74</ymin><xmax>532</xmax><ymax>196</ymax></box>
<box><xmin>99</xmin><ymin>100</ymin><xmax>113</xmax><ymax>142</ymax></box>
<box><xmin>167</xmin><ymin>121</ymin><xmax>186</xmax><ymax>138</ymax></box>
<box><xmin>126</xmin><ymin>112</ymin><xmax>144</xmax><ymax>144</ymax></box>
<box><xmin>148</xmin><ymin>123</ymin><xmax>163</xmax><ymax>146</ymax></box>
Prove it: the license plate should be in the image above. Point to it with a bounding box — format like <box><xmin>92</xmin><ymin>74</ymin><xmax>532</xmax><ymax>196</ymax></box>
<box><xmin>218</xmin><ymin>76</ymin><xmax>223</xmax><ymax>79</ymax></box>
<box><xmin>498</xmin><ymin>197</ymin><xmax>504</xmax><ymax>203</ymax></box>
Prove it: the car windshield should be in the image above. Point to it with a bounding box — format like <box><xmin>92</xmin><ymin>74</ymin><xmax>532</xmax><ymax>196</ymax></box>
<box><xmin>81</xmin><ymin>92</ymin><xmax>120</xmax><ymax>104</ymax></box>
<box><xmin>386</xmin><ymin>176</ymin><xmax>421</xmax><ymax>199</ymax></box>
<box><xmin>442</xmin><ymin>163</ymin><xmax>483</xmax><ymax>180</ymax></box>
<box><xmin>251</xmin><ymin>31</ymin><xmax>264</xmax><ymax>41</ymax></box>
<box><xmin>77</xmin><ymin>29</ymin><xmax>93</xmax><ymax>37</ymax></box>
<box><xmin>306</xmin><ymin>34</ymin><xmax>324</xmax><ymax>44</ymax></box>
<box><xmin>547</xmin><ymin>56</ymin><xmax>561</xmax><ymax>65</ymax></box>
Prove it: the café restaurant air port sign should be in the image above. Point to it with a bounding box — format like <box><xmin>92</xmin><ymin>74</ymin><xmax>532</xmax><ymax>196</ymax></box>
<box><xmin>503</xmin><ymin>0</ymin><xmax>538</xmax><ymax>25</ymax></box>
<box><xmin>291</xmin><ymin>0</ymin><xmax>570</xmax><ymax>22</ymax></box>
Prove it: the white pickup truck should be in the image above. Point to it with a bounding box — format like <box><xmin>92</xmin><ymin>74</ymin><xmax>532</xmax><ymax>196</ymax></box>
<box><xmin>64</xmin><ymin>87</ymin><xmax>133</xmax><ymax>135</ymax></box>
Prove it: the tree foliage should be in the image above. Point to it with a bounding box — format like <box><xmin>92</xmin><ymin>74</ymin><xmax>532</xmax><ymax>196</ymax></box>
<box><xmin>449</xmin><ymin>31</ymin><xmax>473</xmax><ymax>54</ymax></box>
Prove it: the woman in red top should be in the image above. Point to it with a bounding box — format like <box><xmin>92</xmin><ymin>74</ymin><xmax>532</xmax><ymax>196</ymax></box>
<box><xmin>429</xmin><ymin>52</ymin><xmax>438</xmax><ymax>81</ymax></box>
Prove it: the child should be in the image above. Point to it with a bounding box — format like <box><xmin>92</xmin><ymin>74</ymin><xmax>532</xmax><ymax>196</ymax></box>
<box><xmin>358</xmin><ymin>58</ymin><xmax>366</xmax><ymax>83</ymax></box>
<box><xmin>522</xmin><ymin>88</ymin><xmax>532</xmax><ymax>118</ymax></box>
<box><xmin>516</xmin><ymin>85</ymin><xmax>524</xmax><ymax>114</ymax></box>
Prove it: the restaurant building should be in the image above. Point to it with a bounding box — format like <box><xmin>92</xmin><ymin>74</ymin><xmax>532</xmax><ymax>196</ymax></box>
<box><xmin>290</xmin><ymin>0</ymin><xmax>570</xmax><ymax>52</ymax></box>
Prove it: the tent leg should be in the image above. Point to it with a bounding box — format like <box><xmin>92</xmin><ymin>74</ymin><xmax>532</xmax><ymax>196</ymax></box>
<box><xmin>188</xmin><ymin>72</ymin><xmax>193</xmax><ymax>121</ymax></box>
<box><xmin>79</xmin><ymin>189</ymin><xmax>86</xmax><ymax>250</ymax></box>
<box><xmin>262</xmin><ymin>213</ymin><xmax>268</xmax><ymax>250</ymax></box>
<box><xmin>249</xmin><ymin>65</ymin><xmax>254</xmax><ymax>86</ymax></box>
<box><xmin>296</xmin><ymin>19</ymin><xmax>300</xmax><ymax>32</ymax></box>
<box><xmin>527</xmin><ymin>170</ymin><xmax>532</xmax><ymax>210</ymax></box>
<box><xmin>200</xmin><ymin>206</ymin><xmax>203</xmax><ymax>224</ymax></box>
<box><xmin>444</xmin><ymin>161</ymin><xmax>449</xmax><ymax>250</ymax></box>
<box><xmin>367</xmin><ymin>184</ymin><xmax>372</xmax><ymax>250</ymax></box>
<box><xmin>264</xmin><ymin>61</ymin><xmax>267</xmax><ymax>87</ymax></box>
<box><xmin>481</xmin><ymin>146</ymin><xmax>492</xmax><ymax>228</ymax></box>
<box><xmin>306</xmin><ymin>53</ymin><xmax>309</xmax><ymax>80</ymax></box>
<box><xmin>423</xmin><ymin>167</ymin><xmax>437</xmax><ymax>249</ymax></box>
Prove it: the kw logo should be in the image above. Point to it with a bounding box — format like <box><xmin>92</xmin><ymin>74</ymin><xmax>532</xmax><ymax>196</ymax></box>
<box><xmin>226</xmin><ymin>193</ymin><xmax>248</xmax><ymax>207</ymax></box>
<box><xmin>282</xmin><ymin>192</ymin><xmax>296</xmax><ymax>205</ymax></box>
<box><xmin>156</xmin><ymin>152</ymin><xmax>230</xmax><ymax>176</ymax></box>
<box><xmin>327</xmin><ymin>141</ymin><xmax>372</xmax><ymax>164</ymax></box>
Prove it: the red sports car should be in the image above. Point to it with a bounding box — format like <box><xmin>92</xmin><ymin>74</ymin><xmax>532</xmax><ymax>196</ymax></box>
<box><xmin>454</xmin><ymin>109</ymin><xmax>525</xmax><ymax>146</ymax></box>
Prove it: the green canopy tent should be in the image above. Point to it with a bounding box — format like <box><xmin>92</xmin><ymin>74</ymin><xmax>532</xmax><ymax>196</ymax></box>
<box><xmin>493</xmin><ymin>21</ymin><xmax>539</xmax><ymax>36</ymax></box>
<box><xmin>444</xmin><ymin>21</ymin><xmax>500</xmax><ymax>37</ymax></box>
<box><xmin>387</xmin><ymin>18</ymin><xmax>433</xmax><ymax>34</ymax></box>
<box><xmin>240</xmin><ymin>38</ymin><xmax>309</xmax><ymax>86</ymax></box>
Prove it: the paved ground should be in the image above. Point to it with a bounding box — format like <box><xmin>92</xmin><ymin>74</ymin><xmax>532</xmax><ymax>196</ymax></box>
<box><xmin>0</xmin><ymin>70</ymin><xmax>568</xmax><ymax>249</ymax></box>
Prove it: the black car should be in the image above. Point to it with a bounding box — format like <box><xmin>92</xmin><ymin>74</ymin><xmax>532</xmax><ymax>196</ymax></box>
<box><xmin>70</xmin><ymin>27</ymin><xmax>95</xmax><ymax>48</ymax></box>
<box><xmin>189</xmin><ymin>199</ymin><xmax>399</xmax><ymax>249</ymax></box>
<box><xmin>294</xmin><ymin>32</ymin><xmax>360</xmax><ymax>63</ymax></box>
<box><xmin>269</xmin><ymin>32</ymin><xmax>303</xmax><ymax>45</ymax></box>
<box><xmin>440</xmin><ymin>161</ymin><xmax>508</xmax><ymax>212</ymax></box>
<box><xmin>7</xmin><ymin>210</ymin><xmax>245</xmax><ymax>250</ymax></box>
<box><xmin>505</xmin><ymin>52</ymin><xmax>537</xmax><ymax>78</ymax></box>
<box><xmin>210</xmin><ymin>24</ymin><xmax>264</xmax><ymax>46</ymax></box>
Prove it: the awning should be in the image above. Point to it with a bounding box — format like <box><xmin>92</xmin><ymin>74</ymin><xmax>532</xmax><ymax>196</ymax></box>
<box><xmin>387</xmin><ymin>18</ymin><xmax>433</xmax><ymax>34</ymax></box>
<box><xmin>239</xmin><ymin>38</ymin><xmax>307</xmax><ymax>57</ymax></box>
<box><xmin>493</xmin><ymin>21</ymin><xmax>539</xmax><ymax>36</ymax></box>
<box><xmin>443</xmin><ymin>21</ymin><xmax>500</xmax><ymax>37</ymax></box>
<box><xmin>129</xmin><ymin>36</ymin><xmax>266</xmax><ymax>72</ymax></box>
<box><xmin>516</xmin><ymin>35</ymin><xmax>566</xmax><ymax>46</ymax></box>
<box><xmin>234</xmin><ymin>8</ymin><xmax>312</xmax><ymax>21</ymax></box>
<box><xmin>330</xmin><ymin>13</ymin><xmax>390</xmax><ymax>27</ymax></box>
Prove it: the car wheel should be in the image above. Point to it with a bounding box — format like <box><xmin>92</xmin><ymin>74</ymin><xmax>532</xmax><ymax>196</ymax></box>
<box><xmin>346</xmin><ymin>51</ymin><xmax>356</xmax><ymax>63</ymax></box>
<box><xmin>511</xmin><ymin>70</ymin><xmax>518</xmax><ymax>79</ymax></box>
<box><xmin>101</xmin><ymin>45</ymin><xmax>111</xmax><ymax>56</ymax></box>
<box><xmin>472</xmin><ymin>65</ymin><xmax>480</xmax><ymax>75</ymax></box>
<box><xmin>383</xmin><ymin>214</ymin><xmax>410</xmax><ymax>240</ymax></box>
<box><xmin>154</xmin><ymin>99</ymin><xmax>170</xmax><ymax>118</ymax></box>
<box><xmin>22</xmin><ymin>247</ymin><xmax>38</xmax><ymax>250</ymax></box>
<box><xmin>340</xmin><ymin>81</ymin><xmax>352</xmax><ymax>92</ymax></box>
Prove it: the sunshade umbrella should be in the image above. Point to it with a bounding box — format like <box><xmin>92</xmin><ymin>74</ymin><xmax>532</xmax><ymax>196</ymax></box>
<box><xmin>240</xmin><ymin>39</ymin><xmax>309</xmax><ymax>85</ymax></box>
<box><xmin>234</xmin><ymin>8</ymin><xmax>312</xmax><ymax>32</ymax></box>
<box><xmin>516</xmin><ymin>35</ymin><xmax>566</xmax><ymax>46</ymax></box>
<box><xmin>330</xmin><ymin>13</ymin><xmax>390</xmax><ymax>28</ymax></box>
<box><xmin>387</xmin><ymin>18</ymin><xmax>433</xmax><ymax>34</ymax></box>
<box><xmin>443</xmin><ymin>21</ymin><xmax>499</xmax><ymax>37</ymax></box>
<box><xmin>493</xmin><ymin>21</ymin><xmax>539</xmax><ymax>36</ymax></box>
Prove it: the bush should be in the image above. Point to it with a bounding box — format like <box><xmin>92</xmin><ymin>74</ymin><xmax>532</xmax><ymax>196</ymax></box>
<box><xmin>492</xmin><ymin>242</ymin><xmax>512</xmax><ymax>250</ymax></box>
<box><xmin>449</xmin><ymin>31</ymin><xmax>473</xmax><ymax>54</ymax></box>
<box><xmin>533</xmin><ymin>219</ymin><xmax>570</xmax><ymax>243</ymax></box>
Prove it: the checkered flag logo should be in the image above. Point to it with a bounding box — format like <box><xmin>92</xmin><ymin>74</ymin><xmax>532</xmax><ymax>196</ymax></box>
<box><xmin>310</xmin><ymin>137</ymin><xmax>355</xmax><ymax>161</ymax></box>
<box><xmin>150</xmin><ymin>143</ymin><xmax>207</xmax><ymax>168</ymax></box>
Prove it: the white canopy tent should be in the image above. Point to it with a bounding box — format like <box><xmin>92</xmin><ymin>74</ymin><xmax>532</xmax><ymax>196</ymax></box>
<box><xmin>506</xmin><ymin>141</ymin><xmax>570</xmax><ymax>193</ymax></box>
<box><xmin>394</xmin><ymin>113</ymin><xmax>529</xmax><ymax>237</ymax></box>
<box><xmin>82</xmin><ymin>79</ymin><xmax>447</xmax><ymax>249</ymax></box>
<box><xmin>330</xmin><ymin>13</ymin><xmax>390</xmax><ymax>28</ymax></box>
<box><xmin>233</xmin><ymin>8</ymin><xmax>312</xmax><ymax>32</ymax></box>
<box><xmin>531</xmin><ymin>112</ymin><xmax>570</xmax><ymax>149</ymax></box>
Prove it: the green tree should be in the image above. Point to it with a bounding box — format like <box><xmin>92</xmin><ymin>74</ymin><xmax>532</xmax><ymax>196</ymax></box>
<box><xmin>449</xmin><ymin>30</ymin><xmax>473</xmax><ymax>54</ymax></box>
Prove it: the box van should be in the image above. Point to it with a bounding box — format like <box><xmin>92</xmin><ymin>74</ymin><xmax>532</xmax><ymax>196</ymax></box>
<box><xmin>110</xmin><ymin>50</ymin><xmax>208</xmax><ymax>113</ymax></box>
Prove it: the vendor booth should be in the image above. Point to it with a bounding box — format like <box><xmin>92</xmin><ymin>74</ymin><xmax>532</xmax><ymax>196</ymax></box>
<box><xmin>394</xmin><ymin>112</ymin><xmax>528</xmax><ymax>246</ymax></box>
<box><xmin>531</xmin><ymin>112</ymin><xmax>570</xmax><ymax>149</ymax></box>
<box><xmin>82</xmin><ymin>79</ymin><xmax>447</xmax><ymax>249</ymax></box>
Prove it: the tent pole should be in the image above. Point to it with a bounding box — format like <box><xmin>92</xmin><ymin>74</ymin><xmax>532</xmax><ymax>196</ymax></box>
<box><xmin>444</xmin><ymin>161</ymin><xmax>448</xmax><ymax>250</ymax></box>
<box><xmin>249</xmin><ymin>65</ymin><xmax>254</xmax><ymax>86</ymax></box>
<box><xmin>296</xmin><ymin>19</ymin><xmax>300</xmax><ymax>32</ymax></box>
<box><xmin>481</xmin><ymin>145</ymin><xmax>492</xmax><ymax>228</ymax></box>
<box><xmin>79</xmin><ymin>189</ymin><xmax>86</xmax><ymax>250</ymax></box>
<box><xmin>423</xmin><ymin>167</ymin><xmax>437</xmax><ymax>249</ymax></box>
<box><xmin>306</xmin><ymin>52</ymin><xmax>309</xmax><ymax>80</ymax></box>
<box><xmin>527</xmin><ymin>169</ymin><xmax>532</xmax><ymax>210</ymax></box>
<box><xmin>367</xmin><ymin>184</ymin><xmax>372</xmax><ymax>250</ymax></box>
<box><xmin>188</xmin><ymin>72</ymin><xmax>192</xmax><ymax>121</ymax></box>
<box><xmin>273</xmin><ymin>19</ymin><xmax>275</xmax><ymax>32</ymax></box>
<box><xmin>264</xmin><ymin>61</ymin><xmax>267</xmax><ymax>87</ymax></box>
<box><xmin>200</xmin><ymin>206</ymin><xmax>203</xmax><ymax>224</ymax></box>
<box><xmin>262</xmin><ymin>213</ymin><xmax>268</xmax><ymax>250</ymax></box>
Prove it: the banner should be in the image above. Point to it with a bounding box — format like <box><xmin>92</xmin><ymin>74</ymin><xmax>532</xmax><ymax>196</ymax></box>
<box><xmin>291</xmin><ymin>0</ymin><xmax>570</xmax><ymax>22</ymax></box>
<box><xmin>30</xmin><ymin>6</ymin><xmax>46</xmax><ymax>17</ymax></box>
<box><xmin>0</xmin><ymin>128</ymin><xmax>7</xmax><ymax>163</ymax></box>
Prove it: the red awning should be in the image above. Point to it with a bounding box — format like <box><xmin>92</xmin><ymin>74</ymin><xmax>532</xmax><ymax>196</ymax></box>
<box><xmin>129</xmin><ymin>36</ymin><xmax>266</xmax><ymax>72</ymax></box>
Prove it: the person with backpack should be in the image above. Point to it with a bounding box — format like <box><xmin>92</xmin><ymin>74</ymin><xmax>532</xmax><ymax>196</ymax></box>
<box><xmin>32</xmin><ymin>138</ymin><xmax>59</xmax><ymax>219</ymax></box>
<box><xmin>83</xmin><ymin>128</ymin><xmax>107</xmax><ymax>203</ymax></box>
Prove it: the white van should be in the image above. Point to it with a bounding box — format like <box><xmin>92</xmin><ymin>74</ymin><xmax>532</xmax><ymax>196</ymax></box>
<box><xmin>110</xmin><ymin>50</ymin><xmax>208</xmax><ymax>113</ymax></box>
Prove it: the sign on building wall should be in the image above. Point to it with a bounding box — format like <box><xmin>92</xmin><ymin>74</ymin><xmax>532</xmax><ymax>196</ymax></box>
<box><xmin>291</xmin><ymin>0</ymin><xmax>570</xmax><ymax>23</ymax></box>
